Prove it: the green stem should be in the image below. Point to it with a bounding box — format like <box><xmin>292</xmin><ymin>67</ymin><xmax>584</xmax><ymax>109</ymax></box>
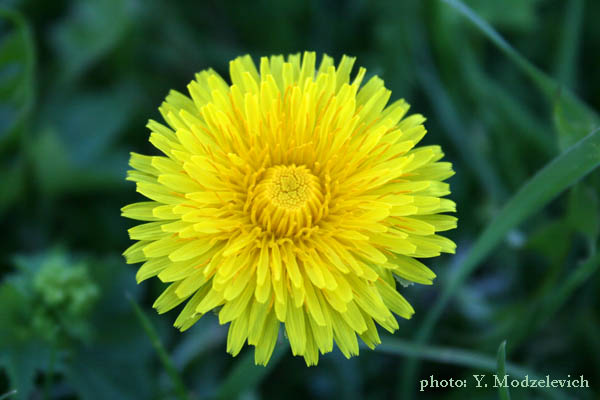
<box><xmin>127</xmin><ymin>293</ymin><xmax>190</xmax><ymax>400</ymax></box>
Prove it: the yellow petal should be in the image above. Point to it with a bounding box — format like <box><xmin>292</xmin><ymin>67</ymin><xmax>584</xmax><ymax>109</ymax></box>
<box><xmin>226</xmin><ymin>311</ymin><xmax>250</xmax><ymax>357</ymax></box>
<box><xmin>375</xmin><ymin>278</ymin><xmax>414</xmax><ymax>319</ymax></box>
<box><xmin>254</xmin><ymin>311</ymin><xmax>279</xmax><ymax>366</ymax></box>
<box><xmin>153</xmin><ymin>282</ymin><xmax>187</xmax><ymax>314</ymax></box>
<box><xmin>285</xmin><ymin>301</ymin><xmax>306</xmax><ymax>355</ymax></box>
<box><xmin>331</xmin><ymin>313</ymin><xmax>359</xmax><ymax>358</ymax></box>
<box><xmin>121</xmin><ymin>202</ymin><xmax>161</xmax><ymax>221</ymax></box>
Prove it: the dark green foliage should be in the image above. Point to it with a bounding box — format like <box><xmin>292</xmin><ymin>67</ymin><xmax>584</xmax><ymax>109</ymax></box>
<box><xmin>0</xmin><ymin>0</ymin><xmax>599</xmax><ymax>399</ymax></box>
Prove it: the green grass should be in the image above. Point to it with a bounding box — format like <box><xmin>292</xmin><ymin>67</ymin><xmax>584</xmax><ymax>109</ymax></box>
<box><xmin>496</xmin><ymin>341</ymin><xmax>511</xmax><ymax>400</ymax></box>
<box><xmin>1</xmin><ymin>0</ymin><xmax>599</xmax><ymax>399</ymax></box>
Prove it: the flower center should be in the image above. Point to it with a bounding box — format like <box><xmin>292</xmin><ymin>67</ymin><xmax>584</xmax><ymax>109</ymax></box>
<box><xmin>251</xmin><ymin>165</ymin><xmax>323</xmax><ymax>237</ymax></box>
<box><xmin>268</xmin><ymin>166</ymin><xmax>311</xmax><ymax>209</ymax></box>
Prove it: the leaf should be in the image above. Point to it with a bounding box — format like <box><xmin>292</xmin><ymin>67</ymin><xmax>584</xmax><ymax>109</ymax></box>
<box><xmin>566</xmin><ymin>183</ymin><xmax>599</xmax><ymax>249</ymax></box>
<box><xmin>50</xmin><ymin>0</ymin><xmax>134</xmax><ymax>82</ymax></box>
<box><xmin>30</xmin><ymin>84</ymin><xmax>137</xmax><ymax>195</ymax></box>
<box><xmin>41</xmin><ymin>87</ymin><xmax>135</xmax><ymax>161</ymax></box>
<box><xmin>0</xmin><ymin>7</ymin><xmax>35</xmax><ymax>149</ymax></box>
<box><xmin>465</xmin><ymin>0</ymin><xmax>544</xmax><ymax>32</ymax></box>
<box><xmin>440</xmin><ymin>0</ymin><xmax>599</xmax><ymax>151</ymax></box>
<box><xmin>553</xmin><ymin>0</ymin><xmax>585</xmax><ymax>88</ymax></box>
<box><xmin>216</xmin><ymin>345</ymin><xmax>287</xmax><ymax>400</ymax></box>
<box><xmin>496</xmin><ymin>341</ymin><xmax>511</xmax><ymax>400</ymax></box>
<box><xmin>0</xmin><ymin>283</ymin><xmax>34</xmax><ymax>345</ymax></box>
<box><xmin>0</xmin><ymin>343</ymin><xmax>50</xmax><ymax>400</ymax></box>
<box><xmin>554</xmin><ymin>92</ymin><xmax>598</xmax><ymax>151</ymax></box>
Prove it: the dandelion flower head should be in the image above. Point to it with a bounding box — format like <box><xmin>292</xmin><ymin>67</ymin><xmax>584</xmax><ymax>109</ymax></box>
<box><xmin>122</xmin><ymin>52</ymin><xmax>457</xmax><ymax>366</ymax></box>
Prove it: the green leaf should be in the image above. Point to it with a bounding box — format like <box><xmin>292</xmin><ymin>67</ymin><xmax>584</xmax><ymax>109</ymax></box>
<box><xmin>440</xmin><ymin>0</ymin><xmax>599</xmax><ymax>151</ymax></box>
<box><xmin>554</xmin><ymin>92</ymin><xmax>598</xmax><ymax>151</ymax></box>
<box><xmin>0</xmin><ymin>343</ymin><xmax>50</xmax><ymax>400</ymax></box>
<box><xmin>566</xmin><ymin>183</ymin><xmax>599</xmax><ymax>250</ymax></box>
<box><xmin>465</xmin><ymin>0</ymin><xmax>544</xmax><ymax>32</ymax></box>
<box><xmin>496</xmin><ymin>341</ymin><xmax>511</xmax><ymax>400</ymax></box>
<box><xmin>41</xmin><ymin>87</ymin><xmax>135</xmax><ymax>161</ymax></box>
<box><xmin>50</xmin><ymin>0</ymin><xmax>133</xmax><ymax>82</ymax></box>
<box><xmin>0</xmin><ymin>7</ymin><xmax>35</xmax><ymax>149</ymax></box>
<box><xmin>216</xmin><ymin>345</ymin><xmax>287</xmax><ymax>400</ymax></box>
<box><xmin>30</xmin><ymin>84</ymin><xmax>137</xmax><ymax>196</ymax></box>
<box><xmin>553</xmin><ymin>0</ymin><xmax>585</xmax><ymax>88</ymax></box>
<box><xmin>0</xmin><ymin>283</ymin><xmax>34</xmax><ymax>347</ymax></box>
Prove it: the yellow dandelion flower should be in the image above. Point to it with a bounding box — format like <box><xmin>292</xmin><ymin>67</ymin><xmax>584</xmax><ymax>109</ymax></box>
<box><xmin>122</xmin><ymin>52</ymin><xmax>457</xmax><ymax>366</ymax></box>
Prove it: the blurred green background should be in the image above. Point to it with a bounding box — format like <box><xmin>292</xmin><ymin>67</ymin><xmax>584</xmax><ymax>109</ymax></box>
<box><xmin>1</xmin><ymin>0</ymin><xmax>599</xmax><ymax>399</ymax></box>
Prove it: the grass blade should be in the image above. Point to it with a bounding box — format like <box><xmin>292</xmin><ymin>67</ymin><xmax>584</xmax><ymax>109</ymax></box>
<box><xmin>439</xmin><ymin>0</ymin><xmax>548</xmax><ymax>86</ymax></box>
<box><xmin>440</xmin><ymin>0</ymin><xmax>598</xmax><ymax>150</ymax></box>
<box><xmin>551</xmin><ymin>0</ymin><xmax>588</xmax><ymax>149</ymax></box>
<box><xmin>127</xmin><ymin>293</ymin><xmax>190</xmax><ymax>400</ymax></box>
<box><xmin>496</xmin><ymin>341</ymin><xmax>511</xmax><ymax>400</ymax></box>
<box><xmin>401</xmin><ymin>127</ymin><xmax>600</xmax><ymax>398</ymax></box>
<box><xmin>216</xmin><ymin>345</ymin><xmax>287</xmax><ymax>400</ymax></box>
<box><xmin>460</xmin><ymin>49</ymin><xmax>555</xmax><ymax>158</ymax></box>
<box><xmin>408</xmin><ymin>17</ymin><xmax>508</xmax><ymax>201</ymax></box>
<box><xmin>415</xmin><ymin>66</ymin><xmax>507</xmax><ymax>201</ymax></box>
<box><xmin>554</xmin><ymin>0</ymin><xmax>585</xmax><ymax>88</ymax></box>
<box><xmin>0</xmin><ymin>390</ymin><xmax>17</xmax><ymax>400</ymax></box>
